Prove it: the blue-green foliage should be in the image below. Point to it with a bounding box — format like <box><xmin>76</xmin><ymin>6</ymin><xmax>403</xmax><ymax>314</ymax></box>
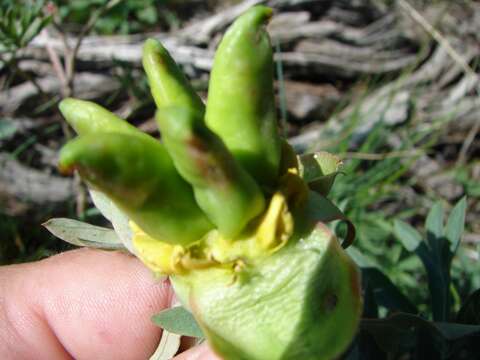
<box><xmin>345</xmin><ymin>197</ymin><xmax>479</xmax><ymax>359</ymax></box>
<box><xmin>0</xmin><ymin>0</ymin><xmax>52</xmax><ymax>54</ymax></box>
<box><xmin>53</xmin><ymin>0</ymin><xmax>176</xmax><ymax>35</ymax></box>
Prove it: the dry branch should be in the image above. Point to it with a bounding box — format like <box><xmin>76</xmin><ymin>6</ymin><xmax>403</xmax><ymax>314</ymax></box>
<box><xmin>0</xmin><ymin>73</ymin><xmax>118</xmax><ymax>114</ymax></box>
<box><xmin>0</xmin><ymin>153</ymin><xmax>73</xmax><ymax>215</ymax></box>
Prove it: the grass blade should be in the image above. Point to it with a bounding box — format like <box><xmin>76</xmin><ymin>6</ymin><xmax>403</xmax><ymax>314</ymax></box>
<box><xmin>152</xmin><ymin>306</ymin><xmax>204</xmax><ymax>338</ymax></box>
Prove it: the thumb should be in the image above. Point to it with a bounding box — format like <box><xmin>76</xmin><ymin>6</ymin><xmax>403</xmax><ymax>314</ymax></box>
<box><xmin>0</xmin><ymin>248</ymin><xmax>172</xmax><ymax>359</ymax></box>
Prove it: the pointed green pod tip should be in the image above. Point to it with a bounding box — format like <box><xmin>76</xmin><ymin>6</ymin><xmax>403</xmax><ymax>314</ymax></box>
<box><xmin>59</xmin><ymin>134</ymin><xmax>158</xmax><ymax>206</ymax></box>
<box><xmin>57</xmin><ymin>145</ymin><xmax>77</xmax><ymax>176</ymax></box>
<box><xmin>58</xmin><ymin>97</ymin><xmax>76</xmax><ymax>119</ymax></box>
<box><xmin>143</xmin><ymin>38</ymin><xmax>204</xmax><ymax>112</ymax></box>
<box><xmin>59</xmin><ymin>98</ymin><xmax>137</xmax><ymax>135</ymax></box>
<box><xmin>234</xmin><ymin>4</ymin><xmax>273</xmax><ymax>27</ymax></box>
<box><xmin>143</xmin><ymin>38</ymin><xmax>166</xmax><ymax>57</ymax></box>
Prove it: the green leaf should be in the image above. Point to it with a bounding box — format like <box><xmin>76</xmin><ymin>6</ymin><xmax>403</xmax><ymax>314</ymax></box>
<box><xmin>426</xmin><ymin>201</ymin><xmax>445</xmax><ymax>256</ymax></box>
<box><xmin>152</xmin><ymin>306</ymin><xmax>204</xmax><ymax>338</ymax></box>
<box><xmin>388</xmin><ymin>244</ymin><xmax>402</xmax><ymax>264</ymax></box>
<box><xmin>136</xmin><ymin>5</ymin><xmax>158</xmax><ymax>24</ymax></box>
<box><xmin>445</xmin><ymin>197</ymin><xmax>467</xmax><ymax>255</ymax></box>
<box><xmin>393</xmin><ymin>217</ymin><xmax>448</xmax><ymax>321</ymax></box>
<box><xmin>347</xmin><ymin>247</ymin><xmax>417</xmax><ymax>314</ymax></box>
<box><xmin>306</xmin><ymin>191</ymin><xmax>355</xmax><ymax>248</ymax></box>
<box><xmin>423</xmin><ymin>201</ymin><xmax>451</xmax><ymax>321</ymax></box>
<box><xmin>434</xmin><ymin>322</ymin><xmax>480</xmax><ymax>339</ymax></box>
<box><xmin>362</xmin><ymin>313</ymin><xmax>480</xmax><ymax>355</ymax></box>
<box><xmin>149</xmin><ymin>329</ymin><xmax>181</xmax><ymax>360</ymax></box>
<box><xmin>427</xmin><ymin>264</ymin><xmax>449</xmax><ymax>322</ymax></box>
<box><xmin>20</xmin><ymin>14</ymin><xmax>51</xmax><ymax>47</ymax></box>
<box><xmin>0</xmin><ymin>0</ymin><xmax>50</xmax><ymax>51</ymax></box>
<box><xmin>43</xmin><ymin>218</ymin><xmax>125</xmax><ymax>250</ymax></box>
<box><xmin>346</xmin><ymin>246</ymin><xmax>377</xmax><ymax>268</ymax></box>
<box><xmin>393</xmin><ymin>219</ymin><xmax>422</xmax><ymax>252</ymax></box>
<box><xmin>396</xmin><ymin>255</ymin><xmax>422</xmax><ymax>272</ymax></box>
<box><xmin>89</xmin><ymin>190</ymin><xmax>134</xmax><ymax>253</ymax></box>
<box><xmin>298</xmin><ymin>152</ymin><xmax>342</xmax><ymax>196</ymax></box>
<box><xmin>362</xmin><ymin>281</ymin><xmax>379</xmax><ymax>318</ymax></box>
<box><xmin>362</xmin><ymin>268</ymin><xmax>417</xmax><ymax>314</ymax></box>
<box><xmin>457</xmin><ymin>288</ymin><xmax>480</xmax><ymax>325</ymax></box>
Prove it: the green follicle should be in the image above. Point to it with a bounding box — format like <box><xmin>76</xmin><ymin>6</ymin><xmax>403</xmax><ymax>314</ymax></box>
<box><xmin>143</xmin><ymin>38</ymin><xmax>204</xmax><ymax>112</ymax></box>
<box><xmin>156</xmin><ymin>106</ymin><xmax>265</xmax><ymax>238</ymax></box>
<box><xmin>59</xmin><ymin>98</ymin><xmax>140</xmax><ymax>136</ymax></box>
<box><xmin>205</xmin><ymin>5</ymin><xmax>281</xmax><ymax>188</ymax></box>
<box><xmin>59</xmin><ymin>132</ymin><xmax>213</xmax><ymax>246</ymax></box>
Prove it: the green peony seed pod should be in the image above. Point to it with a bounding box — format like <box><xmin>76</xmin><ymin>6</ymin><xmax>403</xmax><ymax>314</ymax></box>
<box><xmin>59</xmin><ymin>132</ymin><xmax>213</xmax><ymax>246</ymax></box>
<box><xmin>156</xmin><ymin>106</ymin><xmax>265</xmax><ymax>238</ymax></box>
<box><xmin>205</xmin><ymin>5</ymin><xmax>281</xmax><ymax>189</ymax></box>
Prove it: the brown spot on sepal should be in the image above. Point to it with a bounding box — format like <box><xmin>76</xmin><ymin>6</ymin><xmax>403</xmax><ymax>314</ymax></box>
<box><xmin>324</xmin><ymin>292</ymin><xmax>338</xmax><ymax>312</ymax></box>
<box><xmin>186</xmin><ymin>133</ymin><xmax>236</xmax><ymax>186</ymax></box>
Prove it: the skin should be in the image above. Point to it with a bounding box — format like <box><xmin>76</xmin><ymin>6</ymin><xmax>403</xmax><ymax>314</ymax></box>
<box><xmin>0</xmin><ymin>248</ymin><xmax>219</xmax><ymax>360</ymax></box>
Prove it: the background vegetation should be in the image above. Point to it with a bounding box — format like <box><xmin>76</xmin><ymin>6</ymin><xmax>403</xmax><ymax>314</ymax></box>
<box><xmin>1</xmin><ymin>0</ymin><xmax>479</xmax><ymax>358</ymax></box>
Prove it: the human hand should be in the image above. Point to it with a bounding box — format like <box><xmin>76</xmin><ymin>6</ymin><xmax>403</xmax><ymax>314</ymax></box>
<box><xmin>0</xmin><ymin>248</ymin><xmax>220</xmax><ymax>359</ymax></box>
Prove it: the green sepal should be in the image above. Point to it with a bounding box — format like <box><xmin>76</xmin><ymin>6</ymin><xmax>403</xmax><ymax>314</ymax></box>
<box><xmin>302</xmin><ymin>191</ymin><xmax>355</xmax><ymax>249</ymax></box>
<box><xmin>171</xmin><ymin>210</ymin><xmax>362</xmax><ymax>360</ymax></box>
<box><xmin>298</xmin><ymin>151</ymin><xmax>343</xmax><ymax>196</ymax></box>
<box><xmin>152</xmin><ymin>306</ymin><xmax>204</xmax><ymax>338</ymax></box>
